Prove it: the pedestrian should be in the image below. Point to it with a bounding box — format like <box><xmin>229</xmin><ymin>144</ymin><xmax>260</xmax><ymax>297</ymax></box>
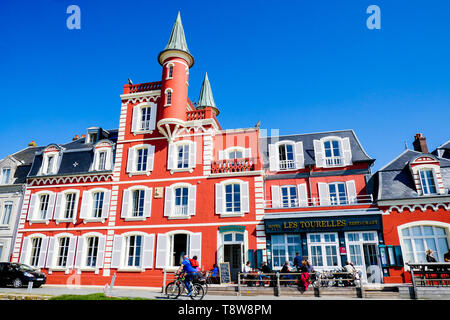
<box><xmin>293</xmin><ymin>252</ymin><xmax>302</xmax><ymax>271</ymax></box>
<box><xmin>299</xmin><ymin>259</ymin><xmax>310</xmax><ymax>291</ymax></box>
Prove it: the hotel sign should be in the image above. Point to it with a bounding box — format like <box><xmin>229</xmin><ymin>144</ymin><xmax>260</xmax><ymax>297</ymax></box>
<box><xmin>264</xmin><ymin>215</ymin><xmax>382</xmax><ymax>234</ymax></box>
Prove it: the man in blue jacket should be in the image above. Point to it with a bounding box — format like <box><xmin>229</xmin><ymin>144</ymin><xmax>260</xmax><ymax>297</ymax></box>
<box><xmin>293</xmin><ymin>253</ymin><xmax>302</xmax><ymax>271</ymax></box>
<box><xmin>176</xmin><ymin>255</ymin><xmax>197</xmax><ymax>296</ymax></box>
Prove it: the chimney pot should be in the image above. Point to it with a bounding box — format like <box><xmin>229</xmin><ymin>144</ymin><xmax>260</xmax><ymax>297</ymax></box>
<box><xmin>412</xmin><ymin>133</ymin><xmax>429</xmax><ymax>153</ymax></box>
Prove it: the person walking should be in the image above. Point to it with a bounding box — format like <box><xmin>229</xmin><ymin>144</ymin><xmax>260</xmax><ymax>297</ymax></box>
<box><xmin>299</xmin><ymin>260</ymin><xmax>310</xmax><ymax>291</ymax></box>
<box><xmin>293</xmin><ymin>253</ymin><xmax>302</xmax><ymax>272</ymax></box>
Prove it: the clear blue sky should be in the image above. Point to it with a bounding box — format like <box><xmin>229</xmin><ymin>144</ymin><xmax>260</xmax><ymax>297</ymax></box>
<box><xmin>0</xmin><ymin>0</ymin><xmax>449</xmax><ymax>171</ymax></box>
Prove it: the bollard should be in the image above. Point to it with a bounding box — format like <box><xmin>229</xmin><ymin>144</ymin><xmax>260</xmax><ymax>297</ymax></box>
<box><xmin>27</xmin><ymin>281</ymin><xmax>33</xmax><ymax>293</ymax></box>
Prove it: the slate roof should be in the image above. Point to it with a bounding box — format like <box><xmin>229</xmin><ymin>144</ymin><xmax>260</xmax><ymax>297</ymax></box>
<box><xmin>374</xmin><ymin>149</ymin><xmax>450</xmax><ymax>201</ymax></box>
<box><xmin>433</xmin><ymin>140</ymin><xmax>450</xmax><ymax>160</ymax></box>
<box><xmin>259</xmin><ymin>129</ymin><xmax>374</xmax><ymax>168</ymax></box>
<box><xmin>28</xmin><ymin>129</ymin><xmax>118</xmax><ymax>178</ymax></box>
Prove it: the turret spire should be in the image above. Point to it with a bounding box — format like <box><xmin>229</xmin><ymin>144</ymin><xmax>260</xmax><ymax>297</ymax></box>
<box><xmin>197</xmin><ymin>72</ymin><xmax>219</xmax><ymax>116</ymax></box>
<box><xmin>158</xmin><ymin>12</ymin><xmax>194</xmax><ymax>67</ymax></box>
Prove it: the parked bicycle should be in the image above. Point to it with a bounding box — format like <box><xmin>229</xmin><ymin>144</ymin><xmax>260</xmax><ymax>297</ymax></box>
<box><xmin>165</xmin><ymin>272</ymin><xmax>206</xmax><ymax>300</ymax></box>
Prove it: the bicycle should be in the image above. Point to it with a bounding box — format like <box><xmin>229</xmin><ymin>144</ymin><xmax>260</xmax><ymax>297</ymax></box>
<box><xmin>165</xmin><ymin>272</ymin><xmax>206</xmax><ymax>300</ymax></box>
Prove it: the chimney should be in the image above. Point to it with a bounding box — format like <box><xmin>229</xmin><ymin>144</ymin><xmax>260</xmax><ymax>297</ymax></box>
<box><xmin>412</xmin><ymin>133</ymin><xmax>429</xmax><ymax>153</ymax></box>
<box><xmin>72</xmin><ymin>134</ymin><xmax>80</xmax><ymax>141</ymax></box>
<box><xmin>28</xmin><ymin>141</ymin><xmax>36</xmax><ymax>147</ymax></box>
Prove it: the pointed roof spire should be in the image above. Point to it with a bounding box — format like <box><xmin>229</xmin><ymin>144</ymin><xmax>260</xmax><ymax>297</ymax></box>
<box><xmin>158</xmin><ymin>12</ymin><xmax>194</xmax><ymax>67</ymax></box>
<box><xmin>197</xmin><ymin>72</ymin><xmax>219</xmax><ymax>116</ymax></box>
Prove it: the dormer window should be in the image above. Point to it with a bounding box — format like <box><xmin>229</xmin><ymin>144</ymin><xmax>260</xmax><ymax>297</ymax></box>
<box><xmin>419</xmin><ymin>169</ymin><xmax>437</xmax><ymax>195</ymax></box>
<box><xmin>40</xmin><ymin>147</ymin><xmax>60</xmax><ymax>176</ymax></box>
<box><xmin>92</xmin><ymin>141</ymin><xmax>113</xmax><ymax>172</ymax></box>
<box><xmin>98</xmin><ymin>151</ymin><xmax>107</xmax><ymax>171</ymax></box>
<box><xmin>0</xmin><ymin>168</ymin><xmax>11</xmax><ymax>184</ymax></box>
<box><xmin>88</xmin><ymin>132</ymin><xmax>98</xmax><ymax>144</ymax></box>
<box><xmin>46</xmin><ymin>155</ymin><xmax>55</xmax><ymax>174</ymax></box>
<box><xmin>324</xmin><ymin>140</ymin><xmax>342</xmax><ymax>166</ymax></box>
<box><xmin>278</xmin><ymin>144</ymin><xmax>295</xmax><ymax>170</ymax></box>
<box><xmin>268</xmin><ymin>140</ymin><xmax>304</xmax><ymax>172</ymax></box>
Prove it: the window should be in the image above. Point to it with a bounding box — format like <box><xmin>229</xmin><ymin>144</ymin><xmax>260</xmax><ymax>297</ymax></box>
<box><xmin>167</xmin><ymin>64</ymin><xmax>174</xmax><ymax>79</ymax></box>
<box><xmin>281</xmin><ymin>186</ymin><xmax>298</xmax><ymax>208</ymax></box>
<box><xmin>46</xmin><ymin>155</ymin><xmax>55</xmax><ymax>174</ymax></box>
<box><xmin>131</xmin><ymin>190</ymin><xmax>145</xmax><ymax>217</ymax></box>
<box><xmin>170</xmin><ymin>233</ymin><xmax>189</xmax><ymax>267</ymax></box>
<box><xmin>308</xmin><ymin>233</ymin><xmax>339</xmax><ymax>268</ymax></box>
<box><xmin>174</xmin><ymin>187</ymin><xmax>189</xmax><ymax>216</ymax></box>
<box><xmin>228</xmin><ymin>150</ymin><xmax>243</xmax><ymax>159</ymax></box>
<box><xmin>1</xmin><ymin>202</ymin><xmax>12</xmax><ymax>225</ymax></box>
<box><xmin>328</xmin><ymin>182</ymin><xmax>347</xmax><ymax>205</ymax></box>
<box><xmin>92</xmin><ymin>192</ymin><xmax>104</xmax><ymax>218</ymax></box>
<box><xmin>165</xmin><ymin>90</ymin><xmax>172</xmax><ymax>106</ymax></box>
<box><xmin>126</xmin><ymin>235</ymin><xmax>142</xmax><ymax>267</ymax></box>
<box><xmin>57</xmin><ymin>237</ymin><xmax>70</xmax><ymax>267</ymax></box>
<box><xmin>64</xmin><ymin>193</ymin><xmax>76</xmax><ymax>219</ymax></box>
<box><xmin>137</xmin><ymin>148</ymin><xmax>148</xmax><ymax>172</ymax></box>
<box><xmin>1</xmin><ymin>168</ymin><xmax>11</xmax><ymax>184</ymax></box>
<box><xmin>278</xmin><ymin>144</ymin><xmax>295</xmax><ymax>170</ymax></box>
<box><xmin>225</xmin><ymin>183</ymin><xmax>241</xmax><ymax>213</ymax></box>
<box><xmin>177</xmin><ymin>144</ymin><xmax>190</xmax><ymax>169</ymax></box>
<box><xmin>141</xmin><ymin>107</ymin><xmax>152</xmax><ymax>131</ymax></box>
<box><xmin>419</xmin><ymin>169</ymin><xmax>437</xmax><ymax>195</ymax></box>
<box><xmin>88</xmin><ymin>132</ymin><xmax>98</xmax><ymax>144</ymax></box>
<box><xmin>401</xmin><ymin>225</ymin><xmax>449</xmax><ymax>263</ymax></box>
<box><xmin>131</xmin><ymin>103</ymin><xmax>157</xmax><ymax>133</ymax></box>
<box><xmin>38</xmin><ymin>194</ymin><xmax>50</xmax><ymax>220</ymax></box>
<box><xmin>324</xmin><ymin>140</ymin><xmax>342</xmax><ymax>166</ymax></box>
<box><xmin>86</xmin><ymin>236</ymin><xmax>99</xmax><ymax>268</ymax></box>
<box><xmin>97</xmin><ymin>151</ymin><xmax>107</xmax><ymax>171</ymax></box>
<box><xmin>271</xmin><ymin>234</ymin><xmax>301</xmax><ymax>268</ymax></box>
<box><xmin>30</xmin><ymin>238</ymin><xmax>42</xmax><ymax>267</ymax></box>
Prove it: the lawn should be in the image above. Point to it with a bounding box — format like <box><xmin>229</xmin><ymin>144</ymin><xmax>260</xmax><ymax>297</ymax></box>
<box><xmin>49</xmin><ymin>293</ymin><xmax>149</xmax><ymax>300</ymax></box>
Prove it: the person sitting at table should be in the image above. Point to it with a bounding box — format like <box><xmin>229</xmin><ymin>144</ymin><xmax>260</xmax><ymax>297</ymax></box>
<box><xmin>209</xmin><ymin>264</ymin><xmax>219</xmax><ymax>284</ymax></box>
<box><xmin>258</xmin><ymin>261</ymin><xmax>272</xmax><ymax>286</ymax></box>
<box><xmin>280</xmin><ymin>261</ymin><xmax>293</xmax><ymax>286</ymax></box>
<box><xmin>242</xmin><ymin>261</ymin><xmax>255</xmax><ymax>286</ymax></box>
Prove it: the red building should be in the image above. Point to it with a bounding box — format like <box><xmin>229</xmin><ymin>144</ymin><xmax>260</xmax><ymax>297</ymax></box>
<box><xmin>11</xmin><ymin>12</ymin><xmax>264</xmax><ymax>287</ymax></box>
<box><xmin>373</xmin><ymin>134</ymin><xmax>450</xmax><ymax>283</ymax></box>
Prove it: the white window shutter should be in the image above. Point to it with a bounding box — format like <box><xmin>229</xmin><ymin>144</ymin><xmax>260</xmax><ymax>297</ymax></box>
<box><xmin>155</xmin><ymin>233</ymin><xmax>168</xmax><ymax>269</ymax></box>
<box><xmin>189</xmin><ymin>142</ymin><xmax>197</xmax><ymax>168</ymax></box>
<box><xmin>241</xmin><ymin>181</ymin><xmax>250</xmax><ymax>213</ymax></box>
<box><xmin>149</xmin><ymin>104</ymin><xmax>157</xmax><ymax>131</ymax></box>
<box><xmin>66</xmin><ymin>236</ymin><xmax>78</xmax><ymax>268</ymax></box>
<box><xmin>47</xmin><ymin>192</ymin><xmax>56</xmax><ymax>221</ymax></box>
<box><xmin>131</xmin><ymin>105</ymin><xmax>140</xmax><ymax>133</ymax></box>
<box><xmin>215</xmin><ymin>183</ymin><xmax>224</xmax><ymax>214</ymax></box>
<box><xmin>142</xmin><ymin>234</ymin><xmax>155</xmax><ymax>269</ymax></box>
<box><xmin>297</xmin><ymin>183</ymin><xmax>308</xmax><ymax>207</ymax></box>
<box><xmin>294</xmin><ymin>141</ymin><xmax>305</xmax><ymax>169</ymax></box>
<box><xmin>96</xmin><ymin>235</ymin><xmax>106</xmax><ymax>268</ymax></box>
<box><xmin>105</xmin><ymin>150</ymin><xmax>113</xmax><ymax>171</ymax></box>
<box><xmin>92</xmin><ymin>151</ymin><xmax>99</xmax><ymax>171</ymax></box>
<box><xmin>46</xmin><ymin>237</ymin><xmax>56</xmax><ymax>268</ymax></box>
<box><xmin>121</xmin><ymin>189</ymin><xmax>130</xmax><ymax>219</ymax></box>
<box><xmin>101</xmin><ymin>190</ymin><xmax>111</xmax><ymax>219</ymax></box>
<box><xmin>244</xmin><ymin>148</ymin><xmax>252</xmax><ymax>159</ymax></box>
<box><xmin>74</xmin><ymin>236</ymin><xmax>85</xmax><ymax>268</ymax></box>
<box><xmin>53</xmin><ymin>193</ymin><xmax>63</xmax><ymax>220</ymax></box>
<box><xmin>346</xmin><ymin>180</ymin><xmax>357</xmax><ymax>204</ymax></box>
<box><xmin>79</xmin><ymin>191</ymin><xmax>91</xmax><ymax>219</ymax></box>
<box><xmin>218</xmin><ymin>150</ymin><xmax>224</xmax><ymax>160</ymax></box>
<box><xmin>147</xmin><ymin>145</ymin><xmax>155</xmax><ymax>171</ymax></box>
<box><xmin>189</xmin><ymin>233</ymin><xmax>202</xmax><ymax>266</ymax></box>
<box><xmin>318</xmin><ymin>183</ymin><xmax>331</xmax><ymax>206</ymax></box>
<box><xmin>167</xmin><ymin>143</ymin><xmax>175</xmax><ymax>170</ymax></box>
<box><xmin>19</xmin><ymin>237</ymin><xmax>30</xmax><ymax>264</ymax></box>
<box><xmin>126</xmin><ymin>147</ymin><xmax>135</xmax><ymax>173</ymax></box>
<box><xmin>188</xmin><ymin>185</ymin><xmax>196</xmax><ymax>215</ymax></box>
<box><xmin>269</xmin><ymin>144</ymin><xmax>279</xmax><ymax>172</ymax></box>
<box><xmin>144</xmin><ymin>187</ymin><xmax>152</xmax><ymax>218</ymax></box>
<box><xmin>164</xmin><ymin>187</ymin><xmax>173</xmax><ymax>217</ymax></box>
<box><xmin>27</xmin><ymin>194</ymin><xmax>37</xmax><ymax>221</ymax></box>
<box><xmin>110</xmin><ymin>235</ymin><xmax>124</xmax><ymax>269</ymax></box>
<box><xmin>271</xmin><ymin>185</ymin><xmax>280</xmax><ymax>208</ymax></box>
<box><xmin>314</xmin><ymin>140</ymin><xmax>325</xmax><ymax>168</ymax></box>
<box><xmin>38</xmin><ymin>237</ymin><xmax>49</xmax><ymax>268</ymax></box>
<box><xmin>342</xmin><ymin>137</ymin><xmax>352</xmax><ymax>166</ymax></box>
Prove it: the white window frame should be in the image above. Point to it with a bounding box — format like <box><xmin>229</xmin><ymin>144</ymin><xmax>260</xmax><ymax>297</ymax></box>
<box><xmin>46</xmin><ymin>233</ymin><xmax>77</xmax><ymax>271</ymax></box>
<box><xmin>268</xmin><ymin>140</ymin><xmax>304</xmax><ymax>172</ymax></box>
<box><xmin>79</xmin><ymin>188</ymin><xmax>111</xmax><ymax>223</ymax></box>
<box><xmin>54</xmin><ymin>189</ymin><xmax>80</xmax><ymax>224</ymax></box>
<box><xmin>167</xmin><ymin>140</ymin><xmax>197</xmax><ymax>173</ymax></box>
<box><xmin>218</xmin><ymin>147</ymin><xmax>252</xmax><ymax>160</ymax></box>
<box><xmin>40</xmin><ymin>149</ymin><xmax>61</xmax><ymax>176</ymax></box>
<box><xmin>164</xmin><ymin>183</ymin><xmax>196</xmax><ymax>219</ymax></box>
<box><xmin>313</xmin><ymin>136</ymin><xmax>352</xmax><ymax>168</ymax></box>
<box><xmin>307</xmin><ymin>232</ymin><xmax>340</xmax><ymax>270</ymax></box>
<box><xmin>111</xmin><ymin>232</ymin><xmax>155</xmax><ymax>271</ymax></box>
<box><xmin>215</xmin><ymin>179</ymin><xmax>250</xmax><ymax>217</ymax></box>
<box><xmin>121</xmin><ymin>186</ymin><xmax>152</xmax><ymax>221</ymax></box>
<box><xmin>164</xmin><ymin>88</ymin><xmax>173</xmax><ymax>107</ymax></box>
<box><xmin>0</xmin><ymin>201</ymin><xmax>13</xmax><ymax>226</ymax></box>
<box><xmin>270</xmin><ymin>233</ymin><xmax>302</xmax><ymax>270</ymax></box>
<box><xmin>126</xmin><ymin>144</ymin><xmax>155</xmax><ymax>176</ymax></box>
<box><xmin>74</xmin><ymin>232</ymin><xmax>106</xmax><ymax>271</ymax></box>
<box><xmin>418</xmin><ymin>168</ymin><xmax>438</xmax><ymax>195</ymax></box>
<box><xmin>91</xmin><ymin>142</ymin><xmax>114</xmax><ymax>172</ymax></box>
<box><xmin>0</xmin><ymin>167</ymin><xmax>11</xmax><ymax>184</ymax></box>
<box><xmin>131</xmin><ymin>102</ymin><xmax>158</xmax><ymax>134</ymax></box>
<box><xmin>27</xmin><ymin>191</ymin><xmax>56</xmax><ymax>224</ymax></box>
<box><xmin>20</xmin><ymin>234</ymin><xmax>49</xmax><ymax>268</ymax></box>
<box><xmin>166</xmin><ymin>63</ymin><xmax>174</xmax><ymax>80</ymax></box>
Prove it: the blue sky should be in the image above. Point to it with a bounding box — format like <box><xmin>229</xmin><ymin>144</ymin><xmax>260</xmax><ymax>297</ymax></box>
<box><xmin>0</xmin><ymin>0</ymin><xmax>449</xmax><ymax>171</ymax></box>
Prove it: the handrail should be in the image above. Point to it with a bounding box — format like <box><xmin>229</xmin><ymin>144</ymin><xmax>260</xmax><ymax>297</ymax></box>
<box><xmin>265</xmin><ymin>194</ymin><xmax>373</xmax><ymax>209</ymax></box>
<box><xmin>407</xmin><ymin>263</ymin><xmax>450</xmax><ymax>299</ymax></box>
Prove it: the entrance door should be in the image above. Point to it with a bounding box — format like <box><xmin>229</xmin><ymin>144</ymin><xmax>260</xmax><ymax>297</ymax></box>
<box><xmin>224</xmin><ymin>244</ymin><xmax>242</xmax><ymax>282</ymax></box>
<box><xmin>363</xmin><ymin>243</ymin><xmax>380</xmax><ymax>283</ymax></box>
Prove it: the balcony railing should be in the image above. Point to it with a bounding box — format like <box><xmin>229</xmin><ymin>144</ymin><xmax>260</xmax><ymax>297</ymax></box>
<box><xmin>325</xmin><ymin>156</ymin><xmax>344</xmax><ymax>167</ymax></box>
<box><xmin>279</xmin><ymin>159</ymin><xmax>296</xmax><ymax>170</ymax></box>
<box><xmin>265</xmin><ymin>194</ymin><xmax>373</xmax><ymax>209</ymax></box>
<box><xmin>173</xmin><ymin>205</ymin><xmax>189</xmax><ymax>216</ymax></box>
<box><xmin>211</xmin><ymin>158</ymin><xmax>256</xmax><ymax>174</ymax></box>
<box><xmin>186</xmin><ymin>107</ymin><xmax>218</xmax><ymax>122</ymax></box>
<box><xmin>123</xmin><ymin>81</ymin><xmax>162</xmax><ymax>94</ymax></box>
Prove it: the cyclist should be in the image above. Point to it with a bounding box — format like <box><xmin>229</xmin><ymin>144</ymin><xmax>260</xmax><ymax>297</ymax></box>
<box><xmin>176</xmin><ymin>255</ymin><xmax>198</xmax><ymax>297</ymax></box>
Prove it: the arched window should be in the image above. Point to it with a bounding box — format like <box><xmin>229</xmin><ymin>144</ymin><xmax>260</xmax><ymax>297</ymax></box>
<box><xmin>167</xmin><ymin>64</ymin><xmax>174</xmax><ymax>79</ymax></box>
<box><xmin>165</xmin><ymin>89</ymin><xmax>173</xmax><ymax>106</ymax></box>
<box><xmin>323</xmin><ymin>139</ymin><xmax>342</xmax><ymax>166</ymax></box>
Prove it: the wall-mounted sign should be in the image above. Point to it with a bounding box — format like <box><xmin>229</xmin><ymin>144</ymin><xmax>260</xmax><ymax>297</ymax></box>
<box><xmin>264</xmin><ymin>214</ymin><xmax>382</xmax><ymax>234</ymax></box>
<box><xmin>154</xmin><ymin>187</ymin><xmax>163</xmax><ymax>199</ymax></box>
